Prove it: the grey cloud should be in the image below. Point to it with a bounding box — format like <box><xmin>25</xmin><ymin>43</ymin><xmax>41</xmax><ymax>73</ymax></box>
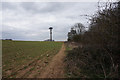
<box><xmin>20</xmin><ymin>2</ymin><xmax>64</xmax><ymax>13</ymax></box>
<box><xmin>2</xmin><ymin>25</ymin><xmax>49</xmax><ymax>41</ymax></box>
<box><xmin>2</xmin><ymin>2</ymin><xmax>99</xmax><ymax>41</ymax></box>
<box><xmin>2</xmin><ymin>2</ymin><xmax>19</xmax><ymax>10</ymax></box>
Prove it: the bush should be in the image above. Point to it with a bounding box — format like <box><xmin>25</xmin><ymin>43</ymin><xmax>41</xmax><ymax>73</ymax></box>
<box><xmin>66</xmin><ymin>45</ymin><xmax>119</xmax><ymax>78</ymax></box>
<box><xmin>66</xmin><ymin>1</ymin><xmax>120</xmax><ymax>78</ymax></box>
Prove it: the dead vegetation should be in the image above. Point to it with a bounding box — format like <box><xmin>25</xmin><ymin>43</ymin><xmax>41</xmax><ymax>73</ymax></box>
<box><xmin>65</xmin><ymin>1</ymin><xmax>120</xmax><ymax>78</ymax></box>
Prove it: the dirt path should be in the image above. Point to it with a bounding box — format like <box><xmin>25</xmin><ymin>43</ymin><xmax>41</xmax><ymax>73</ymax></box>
<box><xmin>7</xmin><ymin>43</ymin><xmax>66</xmax><ymax>78</ymax></box>
<box><xmin>38</xmin><ymin>43</ymin><xmax>66</xmax><ymax>78</ymax></box>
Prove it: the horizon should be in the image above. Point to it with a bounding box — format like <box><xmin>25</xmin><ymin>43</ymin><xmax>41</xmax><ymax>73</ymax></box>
<box><xmin>1</xmin><ymin>39</ymin><xmax>66</xmax><ymax>41</ymax></box>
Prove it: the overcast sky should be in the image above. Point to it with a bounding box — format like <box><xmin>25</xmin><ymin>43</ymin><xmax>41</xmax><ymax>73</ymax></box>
<box><xmin>1</xmin><ymin>2</ymin><xmax>100</xmax><ymax>41</ymax></box>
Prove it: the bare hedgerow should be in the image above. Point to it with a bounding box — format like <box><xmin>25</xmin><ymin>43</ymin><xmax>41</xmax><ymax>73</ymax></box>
<box><xmin>66</xmin><ymin>1</ymin><xmax>120</xmax><ymax>78</ymax></box>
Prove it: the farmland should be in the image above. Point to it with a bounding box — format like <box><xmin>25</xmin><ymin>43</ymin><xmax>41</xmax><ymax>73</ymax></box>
<box><xmin>2</xmin><ymin>40</ymin><xmax>63</xmax><ymax>78</ymax></box>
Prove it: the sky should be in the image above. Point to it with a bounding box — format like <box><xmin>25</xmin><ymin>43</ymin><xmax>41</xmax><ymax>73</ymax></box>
<box><xmin>1</xmin><ymin>2</ymin><xmax>100</xmax><ymax>41</ymax></box>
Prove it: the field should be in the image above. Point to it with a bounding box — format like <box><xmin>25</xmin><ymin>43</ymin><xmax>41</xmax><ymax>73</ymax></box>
<box><xmin>2</xmin><ymin>40</ymin><xmax>63</xmax><ymax>78</ymax></box>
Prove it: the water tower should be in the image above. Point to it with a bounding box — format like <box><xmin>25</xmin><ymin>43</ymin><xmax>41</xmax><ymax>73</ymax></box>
<box><xmin>49</xmin><ymin>27</ymin><xmax>53</xmax><ymax>41</ymax></box>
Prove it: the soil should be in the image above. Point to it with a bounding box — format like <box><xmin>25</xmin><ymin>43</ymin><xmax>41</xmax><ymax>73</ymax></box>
<box><xmin>38</xmin><ymin>43</ymin><xmax>66</xmax><ymax>78</ymax></box>
<box><xmin>9</xmin><ymin>43</ymin><xmax>66</xmax><ymax>78</ymax></box>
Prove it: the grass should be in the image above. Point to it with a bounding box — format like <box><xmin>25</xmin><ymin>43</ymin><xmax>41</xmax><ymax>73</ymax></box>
<box><xmin>64</xmin><ymin>43</ymin><xmax>73</xmax><ymax>78</ymax></box>
<box><xmin>2</xmin><ymin>40</ymin><xmax>63</xmax><ymax>77</ymax></box>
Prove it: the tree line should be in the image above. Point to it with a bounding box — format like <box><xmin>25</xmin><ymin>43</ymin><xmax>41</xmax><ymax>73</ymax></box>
<box><xmin>66</xmin><ymin>1</ymin><xmax>120</xmax><ymax>78</ymax></box>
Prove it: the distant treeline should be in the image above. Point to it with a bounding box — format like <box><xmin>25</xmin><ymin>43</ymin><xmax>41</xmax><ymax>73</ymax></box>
<box><xmin>1</xmin><ymin>39</ymin><xmax>12</xmax><ymax>40</ymax></box>
<box><xmin>66</xmin><ymin>1</ymin><xmax>120</xmax><ymax>78</ymax></box>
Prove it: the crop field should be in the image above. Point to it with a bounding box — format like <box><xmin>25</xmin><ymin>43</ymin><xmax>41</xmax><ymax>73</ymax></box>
<box><xmin>2</xmin><ymin>40</ymin><xmax>63</xmax><ymax>78</ymax></box>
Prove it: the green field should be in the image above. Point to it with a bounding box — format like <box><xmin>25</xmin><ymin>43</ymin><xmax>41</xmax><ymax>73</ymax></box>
<box><xmin>2</xmin><ymin>40</ymin><xmax>63</xmax><ymax>77</ymax></box>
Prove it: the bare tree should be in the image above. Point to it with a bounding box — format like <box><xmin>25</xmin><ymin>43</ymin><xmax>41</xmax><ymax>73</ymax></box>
<box><xmin>73</xmin><ymin>23</ymin><xmax>85</xmax><ymax>35</ymax></box>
